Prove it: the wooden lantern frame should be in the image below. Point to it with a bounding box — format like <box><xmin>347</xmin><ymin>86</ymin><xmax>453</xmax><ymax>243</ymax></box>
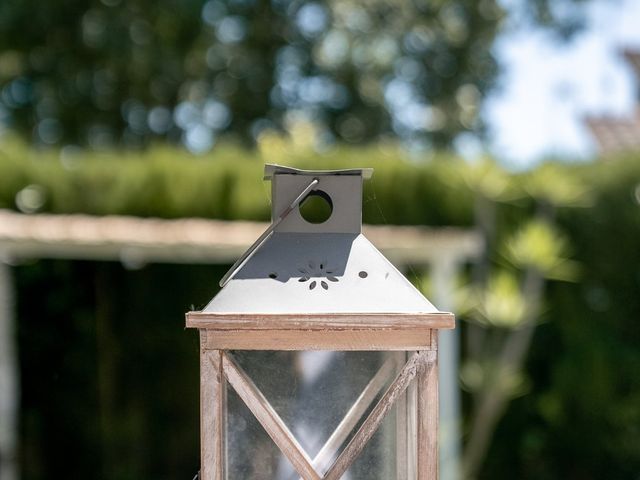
<box><xmin>186</xmin><ymin>311</ymin><xmax>454</xmax><ymax>480</ymax></box>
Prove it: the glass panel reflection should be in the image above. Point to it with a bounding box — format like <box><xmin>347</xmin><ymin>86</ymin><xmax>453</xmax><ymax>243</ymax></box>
<box><xmin>226</xmin><ymin>383</ymin><xmax>297</xmax><ymax>479</ymax></box>
<box><xmin>225</xmin><ymin>351</ymin><xmax>410</xmax><ymax>480</ymax></box>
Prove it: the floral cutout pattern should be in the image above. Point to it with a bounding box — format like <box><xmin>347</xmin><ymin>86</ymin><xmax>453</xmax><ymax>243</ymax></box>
<box><xmin>298</xmin><ymin>260</ymin><xmax>339</xmax><ymax>290</ymax></box>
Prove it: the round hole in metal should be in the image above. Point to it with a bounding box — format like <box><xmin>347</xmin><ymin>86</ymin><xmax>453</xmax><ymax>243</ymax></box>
<box><xmin>269</xmin><ymin>272</ymin><xmax>278</xmax><ymax>279</ymax></box>
<box><xmin>358</xmin><ymin>271</ymin><xmax>368</xmax><ymax>278</ymax></box>
<box><xmin>299</xmin><ymin>189</ymin><xmax>333</xmax><ymax>224</ymax></box>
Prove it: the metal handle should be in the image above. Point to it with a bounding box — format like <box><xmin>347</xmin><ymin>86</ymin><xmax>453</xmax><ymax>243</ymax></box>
<box><xmin>218</xmin><ymin>178</ymin><xmax>319</xmax><ymax>287</ymax></box>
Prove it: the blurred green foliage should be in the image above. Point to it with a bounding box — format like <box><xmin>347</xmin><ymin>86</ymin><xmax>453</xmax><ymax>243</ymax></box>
<box><xmin>0</xmin><ymin>137</ymin><xmax>474</xmax><ymax>224</ymax></box>
<box><xmin>482</xmin><ymin>156</ymin><xmax>640</xmax><ymax>479</ymax></box>
<box><xmin>504</xmin><ymin>220</ymin><xmax>578</xmax><ymax>281</ymax></box>
<box><xmin>6</xmin><ymin>140</ymin><xmax>640</xmax><ymax>478</ymax></box>
<box><xmin>0</xmin><ymin>0</ymin><xmax>592</xmax><ymax>150</ymax></box>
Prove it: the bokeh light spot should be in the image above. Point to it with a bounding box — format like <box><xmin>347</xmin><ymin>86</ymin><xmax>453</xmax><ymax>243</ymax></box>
<box><xmin>15</xmin><ymin>185</ymin><xmax>46</xmax><ymax>214</ymax></box>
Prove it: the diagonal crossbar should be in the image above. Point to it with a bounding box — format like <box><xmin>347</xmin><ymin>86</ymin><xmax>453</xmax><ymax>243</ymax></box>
<box><xmin>221</xmin><ymin>351</ymin><xmax>322</xmax><ymax>480</ymax></box>
<box><xmin>322</xmin><ymin>351</ymin><xmax>428</xmax><ymax>480</ymax></box>
<box><xmin>301</xmin><ymin>357</ymin><xmax>396</xmax><ymax>478</ymax></box>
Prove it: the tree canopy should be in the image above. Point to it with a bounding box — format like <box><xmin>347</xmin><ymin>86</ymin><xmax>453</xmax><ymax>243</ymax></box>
<box><xmin>0</xmin><ymin>0</ymin><xmax>592</xmax><ymax>152</ymax></box>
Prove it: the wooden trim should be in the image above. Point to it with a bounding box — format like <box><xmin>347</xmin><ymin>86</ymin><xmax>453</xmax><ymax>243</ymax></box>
<box><xmin>323</xmin><ymin>351</ymin><xmax>428</xmax><ymax>480</ymax></box>
<box><xmin>302</xmin><ymin>357</ymin><xmax>396</xmax><ymax>478</ymax></box>
<box><xmin>203</xmin><ymin>329</ymin><xmax>433</xmax><ymax>351</ymax></box>
<box><xmin>200</xmin><ymin>347</ymin><xmax>224</xmax><ymax>480</ymax></box>
<box><xmin>417</xmin><ymin>349</ymin><xmax>438</xmax><ymax>480</ymax></box>
<box><xmin>187</xmin><ymin>312</ymin><xmax>455</xmax><ymax>330</ymax></box>
<box><xmin>221</xmin><ymin>352</ymin><xmax>321</xmax><ymax>480</ymax></box>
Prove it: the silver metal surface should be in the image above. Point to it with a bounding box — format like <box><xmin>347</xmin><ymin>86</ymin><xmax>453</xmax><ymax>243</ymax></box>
<box><xmin>204</xmin><ymin>232</ymin><xmax>437</xmax><ymax>314</ymax></box>
<box><xmin>204</xmin><ymin>165</ymin><xmax>440</xmax><ymax>315</ymax></box>
<box><xmin>219</xmin><ymin>178</ymin><xmax>319</xmax><ymax>287</ymax></box>
<box><xmin>272</xmin><ymin>173</ymin><xmax>363</xmax><ymax>234</ymax></box>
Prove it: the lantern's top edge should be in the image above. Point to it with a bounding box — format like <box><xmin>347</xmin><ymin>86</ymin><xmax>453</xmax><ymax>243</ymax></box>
<box><xmin>185</xmin><ymin>311</ymin><xmax>455</xmax><ymax>330</ymax></box>
<box><xmin>264</xmin><ymin>163</ymin><xmax>374</xmax><ymax>180</ymax></box>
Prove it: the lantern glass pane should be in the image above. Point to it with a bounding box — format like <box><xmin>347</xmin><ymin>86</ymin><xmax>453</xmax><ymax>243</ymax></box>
<box><xmin>346</xmin><ymin>373</ymin><xmax>418</xmax><ymax>479</ymax></box>
<box><xmin>225</xmin><ymin>350</ymin><xmax>411</xmax><ymax>479</ymax></box>
<box><xmin>226</xmin><ymin>383</ymin><xmax>297</xmax><ymax>479</ymax></box>
<box><xmin>346</xmin><ymin>400</ymin><xmax>398</xmax><ymax>479</ymax></box>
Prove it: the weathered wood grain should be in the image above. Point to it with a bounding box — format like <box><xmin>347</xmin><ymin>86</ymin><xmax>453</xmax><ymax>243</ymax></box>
<box><xmin>203</xmin><ymin>328</ymin><xmax>433</xmax><ymax>351</ymax></box>
<box><xmin>200</xmin><ymin>346</ymin><xmax>224</xmax><ymax>480</ymax></box>
<box><xmin>417</xmin><ymin>349</ymin><xmax>438</xmax><ymax>480</ymax></box>
<box><xmin>186</xmin><ymin>312</ymin><xmax>455</xmax><ymax>330</ymax></box>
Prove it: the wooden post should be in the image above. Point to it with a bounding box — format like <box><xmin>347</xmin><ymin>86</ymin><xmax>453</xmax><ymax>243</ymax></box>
<box><xmin>417</xmin><ymin>341</ymin><xmax>439</xmax><ymax>480</ymax></box>
<box><xmin>200</xmin><ymin>336</ymin><xmax>224</xmax><ymax>480</ymax></box>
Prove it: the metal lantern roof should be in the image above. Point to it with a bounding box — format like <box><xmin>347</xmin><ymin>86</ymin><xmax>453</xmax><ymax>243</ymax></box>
<box><xmin>192</xmin><ymin>164</ymin><xmax>451</xmax><ymax>318</ymax></box>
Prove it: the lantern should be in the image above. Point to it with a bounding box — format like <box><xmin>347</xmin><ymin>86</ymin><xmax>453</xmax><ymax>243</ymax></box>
<box><xmin>186</xmin><ymin>164</ymin><xmax>454</xmax><ymax>480</ymax></box>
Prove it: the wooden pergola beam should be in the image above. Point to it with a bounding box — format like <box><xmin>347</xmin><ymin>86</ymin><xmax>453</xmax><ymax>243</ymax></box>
<box><xmin>0</xmin><ymin>209</ymin><xmax>482</xmax><ymax>266</ymax></box>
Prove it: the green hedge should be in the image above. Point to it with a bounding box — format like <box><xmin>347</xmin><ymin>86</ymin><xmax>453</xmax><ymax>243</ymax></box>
<box><xmin>2</xmin><ymin>137</ymin><xmax>638</xmax><ymax>227</ymax></box>
<box><xmin>0</xmin><ymin>138</ymin><xmax>477</xmax><ymax>225</ymax></box>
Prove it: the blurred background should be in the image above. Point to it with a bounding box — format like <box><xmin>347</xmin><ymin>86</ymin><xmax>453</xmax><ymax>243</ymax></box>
<box><xmin>0</xmin><ymin>0</ymin><xmax>639</xmax><ymax>478</ymax></box>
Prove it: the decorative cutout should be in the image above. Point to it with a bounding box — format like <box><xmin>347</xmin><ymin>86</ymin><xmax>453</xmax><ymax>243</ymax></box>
<box><xmin>298</xmin><ymin>261</ymin><xmax>339</xmax><ymax>291</ymax></box>
<box><xmin>295</xmin><ymin>263</ymin><xmax>373</xmax><ymax>289</ymax></box>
